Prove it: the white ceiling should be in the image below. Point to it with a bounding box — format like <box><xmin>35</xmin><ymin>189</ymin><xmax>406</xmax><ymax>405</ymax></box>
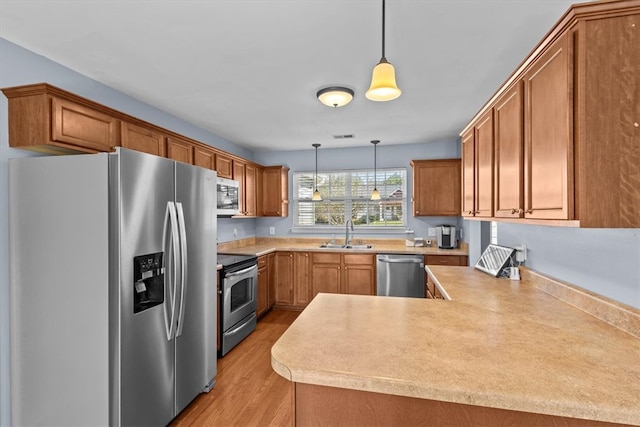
<box><xmin>0</xmin><ymin>0</ymin><xmax>586</xmax><ymax>152</ymax></box>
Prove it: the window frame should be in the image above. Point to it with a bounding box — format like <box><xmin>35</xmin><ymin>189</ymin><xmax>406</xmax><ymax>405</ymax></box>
<box><xmin>291</xmin><ymin>167</ymin><xmax>407</xmax><ymax>234</ymax></box>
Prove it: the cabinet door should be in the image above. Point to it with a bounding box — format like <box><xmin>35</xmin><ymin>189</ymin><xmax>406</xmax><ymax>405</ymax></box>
<box><xmin>461</xmin><ymin>130</ymin><xmax>476</xmax><ymax>217</ymax></box>
<box><xmin>121</xmin><ymin>121</ymin><xmax>166</xmax><ymax>157</ymax></box>
<box><xmin>523</xmin><ymin>32</ymin><xmax>573</xmax><ymax>220</ymax></box>
<box><xmin>494</xmin><ymin>83</ymin><xmax>524</xmax><ymax>218</ymax></box>
<box><xmin>166</xmin><ymin>136</ymin><xmax>193</xmax><ymax>164</ymax></box>
<box><xmin>274</xmin><ymin>252</ymin><xmax>293</xmax><ymax>305</ymax></box>
<box><xmin>233</xmin><ymin>160</ymin><xmax>246</xmax><ymax>215</ymax></box>
<box><xmin>262</xmin><ymin>166</ymin><xmax>289</xmax><ymax>217</ymax></box>
<box><xmin>311</xmin><ymin>264</ymin><xmax>341</xmax><ymax>298</ymax></box>
<box><xmin>215</xmin><ymin>153</ymin><xmax>233</xmax><ymax>179</ymax></box>
<box><xmin>52</xmin><ymin>97</ymin><xmax>118</xmax><ymax>152</ymax></box>
<box><xmin>341</xmin><ymin>254</ymin><xmax>375</xmax><ymax>295</ymax></box>
<box><xmin>294</xmin><ymin>252</ymin><xmax>311</xmax><ymax>306</ymax></box>
<box><xmin>244</xmin><ymin>163</ymin><xmax>258</xmax><ymax>216</ymax></box>
<box><xmin>257</xmin><ymin>266</ymin><xmax>269</xmax><ymax>317</ymax></box>
<box><xmin>194</xmin><ymin>146</ymin><xmax>216</xmax><ymax>170</ymax></box>
<box><xmin>411</xmin><ymin>159</ymin><xmax>461</xmax><ymax>216</ymax></box>
<box><xmin>475</xmin><ymin>110</ymin><xmax>494</xmax><ymax>217</ymax></box>
<box><xmin>267</xmin><ymin>253</ymin><xmax>276</xmax><ymax>307</ymax></box>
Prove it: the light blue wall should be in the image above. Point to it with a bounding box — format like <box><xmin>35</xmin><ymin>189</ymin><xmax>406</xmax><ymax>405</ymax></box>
<box><xmin>497</xmin><ymin>223</ymin><xmax>640</xmax><ymax>309</ymax></box>
<box><xmin>255</xmin><ymin>142</ymin><xmax>464</xmax><ymax>241</ymax></box>
<box><xmin>0</xmin><ymin>37</ymin><xmax>255</xmax><ymax>425</ymax></box>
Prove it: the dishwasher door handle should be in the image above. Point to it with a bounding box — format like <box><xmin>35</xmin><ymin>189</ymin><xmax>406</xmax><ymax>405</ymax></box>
<box><xmin>378</xmin><ymin>258</ymin><xmax>423</xmax><ymax>264</ymax></box>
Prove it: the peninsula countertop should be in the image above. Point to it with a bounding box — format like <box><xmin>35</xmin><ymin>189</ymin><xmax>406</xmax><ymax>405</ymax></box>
<box><xmin>271</xmin><ymin>266</ymin><xmax>640</xmax><ymax>426</ymax></box>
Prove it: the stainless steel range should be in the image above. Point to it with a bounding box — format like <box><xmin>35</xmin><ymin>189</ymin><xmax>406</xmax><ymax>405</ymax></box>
<box><xmin>218</xmin><ymin>253</ymin><xmax>258</xmax><ymax>356</ymax></box>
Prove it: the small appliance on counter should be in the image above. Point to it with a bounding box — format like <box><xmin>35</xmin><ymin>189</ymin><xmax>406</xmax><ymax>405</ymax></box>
<box><xmin>436</xmin><ymin>225</ymin><xmax>457</xmax><ymax>249</ymax></box>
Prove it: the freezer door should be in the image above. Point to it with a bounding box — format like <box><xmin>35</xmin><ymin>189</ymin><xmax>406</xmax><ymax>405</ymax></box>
<box><xmin>174</xmin><ymin>161</ymin><xmax>218</xmax><ymax>414</ymax></box>
<box><xmin>113</xmin><ymin>149</ymin><xmax>176</xmax><ymax>426</ymax></box>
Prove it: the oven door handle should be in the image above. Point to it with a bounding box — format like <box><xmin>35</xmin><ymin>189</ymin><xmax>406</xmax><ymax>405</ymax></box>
<box><xmin>224</xmin><ymin>264</ymin><xmax>258</xmax><ymax>279</ymax></box>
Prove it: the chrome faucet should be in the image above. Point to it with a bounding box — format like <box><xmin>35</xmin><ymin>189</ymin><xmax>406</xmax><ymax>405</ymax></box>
<box><xmin>345</xmin><ymin>219</ymin><xmax>354</xmax><ymax>246</ymax></box>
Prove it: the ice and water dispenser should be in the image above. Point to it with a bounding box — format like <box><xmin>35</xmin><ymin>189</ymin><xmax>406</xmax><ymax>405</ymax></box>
<box><xmin>133</xmin><ymin>252</ymin><xmax>164</xmax><ymax>314</ymax></box>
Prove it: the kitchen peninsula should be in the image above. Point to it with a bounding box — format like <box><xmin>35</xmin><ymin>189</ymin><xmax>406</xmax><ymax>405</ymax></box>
<box><xmin>271</xmin><ymin>267</ymin><xmax>640</xmax><ymax>426</ymax></box>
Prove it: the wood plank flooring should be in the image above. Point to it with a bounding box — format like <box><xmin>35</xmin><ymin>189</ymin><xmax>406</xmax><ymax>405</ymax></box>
<box><xmin>172</xmin><ymin>309</ymin><xmax>300</xmax><ymax>426</ymax></box>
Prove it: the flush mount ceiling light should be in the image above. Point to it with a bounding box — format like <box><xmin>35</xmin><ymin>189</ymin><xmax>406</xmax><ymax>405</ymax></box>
<box><xmin>316</xmin><ymin>86</ymin><xmax>354</xmax><ymax>108</ymax></box>
<box><xmin>370</xmin><ymin>140</ymin><xmax>381</xmax><ymax>200</ymax></box>
<box><xmin>312</xmin><ymin>143</ymin><xmax>322</xmax><ymax>201</ymax></box>
<box><xmin>366</xmin><ymin>0</ymin><xmax>401</xmax><ymax>102</ymax></box>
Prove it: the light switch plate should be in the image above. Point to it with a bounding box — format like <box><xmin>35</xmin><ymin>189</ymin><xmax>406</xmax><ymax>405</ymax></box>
<box><xmin>269</xmin><ymin>226</ymin><xmax>275</xmax><ymax>235</ymax></box>
<box><xmin>428</xmin><ymin>227</ymin><xmax>436</xmax><ymax>237</ymax></box>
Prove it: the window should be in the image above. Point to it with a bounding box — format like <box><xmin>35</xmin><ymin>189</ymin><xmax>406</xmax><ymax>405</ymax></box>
<box><xmin>293</xmin><ymin>168</ymin><xmax>407</xmax><ymax>229</ymax></box>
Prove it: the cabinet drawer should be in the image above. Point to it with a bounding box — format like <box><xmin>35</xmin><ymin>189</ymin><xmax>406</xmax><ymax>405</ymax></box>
<box><xmin>312</xmin><ymin>252</ymin><xmax>341</xmax><ymax>264</ymax></box>
<box><xmin>425</xmin><ymin>255</ymin><xmax>462</xmax><ymax>266</ymax></box>
<box><xmin>343</xmin><ymin>253</ymin><xmax>374</xmax><ymax>265</ymax></box>
<box><xmin>257</xmin><ymin>255</ymin><xmax>268</xmax><ymax>269</ymax></box>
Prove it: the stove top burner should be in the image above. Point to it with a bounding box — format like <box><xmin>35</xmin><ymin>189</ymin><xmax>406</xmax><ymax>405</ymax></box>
<box><xmin>218</xmin><ymin>253</ymin><xmax>258</xmax><ymax>272</ymax></box>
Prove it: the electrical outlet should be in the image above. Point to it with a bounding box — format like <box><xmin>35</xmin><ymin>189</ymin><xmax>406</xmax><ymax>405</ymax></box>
<box><xmin>233</xmin><ymin>228</ymin><xmax>238</xmax><ymax>237</ymax></box>
<box><xmin>269</xmin><ymin>226</ymin><xmax>275</xmax><ymax>235</ymax></box>
<box><xmin>428</xmin><ymin>227</ymin><xmax>436</xmax><ymax>237</ymax></box>
<box><xmin>515</xmin><ymin>243</ymin><xmax>527</xmax><ymax>263</ymax></box>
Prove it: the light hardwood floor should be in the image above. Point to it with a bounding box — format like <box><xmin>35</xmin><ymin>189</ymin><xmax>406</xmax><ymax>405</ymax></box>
<box><xmin>172</xmin><ymin>310</ymin><xmax>300</xmax><ymax>426</ymax></box>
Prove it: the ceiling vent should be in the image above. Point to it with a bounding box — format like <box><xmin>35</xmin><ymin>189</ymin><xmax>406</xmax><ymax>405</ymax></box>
<box><xmin>332</xmin><ymin>134</ymin><xmax>355</xmax><ymax>140</ymax></box>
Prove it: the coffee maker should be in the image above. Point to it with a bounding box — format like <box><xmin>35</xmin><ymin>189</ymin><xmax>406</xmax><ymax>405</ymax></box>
<box><xmin>436</xmin><ymin>225</ymin><xmax>457</xmax><ymax>249</ymax></box>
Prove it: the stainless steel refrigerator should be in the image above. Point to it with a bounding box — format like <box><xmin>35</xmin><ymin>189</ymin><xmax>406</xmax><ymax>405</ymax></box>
<box><xmin>9</xmin><ymin>148</ymin><xmax>217</xmax><ymax>426</ymax></box>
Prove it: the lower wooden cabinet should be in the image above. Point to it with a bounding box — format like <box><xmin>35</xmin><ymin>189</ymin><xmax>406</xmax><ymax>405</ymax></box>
<box><xmin>274</xmin><ymin>251</ymin><xmax>311</xmax><ymax>309</ymax></box>
<box><xmin>256</xmin><ymin>255</ymin><xmax>270</xmax><ymax>318</ymax></box>
<box><xmin>311</xmin><ymin>253</ymin><xmax>375</xmax><ymax>299</ymax></box>
<box><xmin>267</xmin><ymin>253</ymin><xmax>276</xmax><ymax>307</ymax></box>
<box><xmin>274</xmin><ymin>252</ymin><xmax>294</xmax><ymax>306</ymax></box>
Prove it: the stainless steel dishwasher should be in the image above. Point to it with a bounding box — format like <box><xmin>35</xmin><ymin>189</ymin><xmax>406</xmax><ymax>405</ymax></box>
<box><xmin>376</xmin><ymin>254</ymin><xmax>425</xmax><ymax>298</ymax></box>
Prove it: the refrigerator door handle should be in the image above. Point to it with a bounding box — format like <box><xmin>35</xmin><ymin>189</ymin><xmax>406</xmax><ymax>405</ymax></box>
<box><xmin>162</xmin><ymin>201</ymin><xmax>180</xmax><ymax>341</ymax></box>
<box><xmin>175</xmin><ymin>202</ymin><xmax>188</xmax><ymax>337</ymax></box>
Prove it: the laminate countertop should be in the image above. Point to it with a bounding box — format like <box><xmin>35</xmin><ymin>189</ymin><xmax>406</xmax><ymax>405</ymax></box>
<box><xmin>271</xmin><ymin>266</ymin><xmax>640</xmax><ymax>426</ymax></box>
<box><xmin>216</xmin><ymin>237</ymin><xmax>468</xmax><ymax>257</ymax></box>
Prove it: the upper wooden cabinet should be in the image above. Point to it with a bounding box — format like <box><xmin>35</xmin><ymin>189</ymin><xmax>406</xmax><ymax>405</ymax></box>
<box><xmin>215</xmin><ymin>153</ymin><xmax>233</xmax><ymax>179</ymax></box>
<box><xmin>460</xmin><ymin>111</ymin><xmax>494</xmax><ymax>218</ymax></box>
<box><xmin>194</xmin><ymin>146</ymin><xmax>216</xmax><ymax>170</ymax></box>
<box><xmin>262</xmin><ymin>166</ymin><xmax>290</xmax><ymax>217</ymax></box>
<box><xmin>232</xmin><ymin>160</ymin><xmax>259</xmax><ymax>217</ymax></box>
<box><xmin>2</xmin><ymin>83</ymin><xmax>118</xmax><ymax>154</ymax></box>
<box><xmin>459</xmin><ymin>1</ymin><xmax>640</xmax><ymax>228</ymax></box>
<box><xmin>121</xmin><ymin>121</ymin><xmax>166</xmax><ymax>157</ymax></box>
<box><xmin>410</xmin><ymin>159</ymin><xmax>461</xmax><ymax>216</ymax></box>
<box><xmin>494</xmin><ymin>82</ymin><xmax>524</xmax><ymax>218</ymax></box>
<box><xmin>523</xmin><ymin>32</ymin><xmax>573</xmax><ymax>221</ymax></box>
<box><xmin>166</xmin><ymin>136</ymin><xmax>194</xmax><ymax>165</ymax></box>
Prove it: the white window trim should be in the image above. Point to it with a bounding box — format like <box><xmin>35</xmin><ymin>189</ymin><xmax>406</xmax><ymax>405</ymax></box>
<box><xmin>292</xmin><ymin>167</ymin><xmax>407</xmax><ymax>230</ymax></box>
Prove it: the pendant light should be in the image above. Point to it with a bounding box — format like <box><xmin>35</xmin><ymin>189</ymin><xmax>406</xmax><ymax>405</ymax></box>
<box><xmin>312</xmin><ymin>143</ymin><xmax>322</xmax><ymax>201</ymax></box>
<box><xmin>317</xmin><ymin>86</ymin><xmax>354</xmax><ymax>108</ymax></box>
<box><xmin>370</xmin><ymin>140</ymin><xmax>381</xmax><ymax>200</ymax></box>
<box><xmin>366</xmin><ymin>0</ymin><xmax>401</xmax><ymax>102</ymax></box>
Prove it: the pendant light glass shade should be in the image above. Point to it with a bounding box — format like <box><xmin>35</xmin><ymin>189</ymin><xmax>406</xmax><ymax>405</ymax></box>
<box><xmin>366</xmin><ymin>59</ymin><xmax>401</xmax><ymax>101</ymax></box>
<box><xmin>370</xmin><ymin>140</ymin><xmax>381</xmax><ymax>200</ymax></box>
<box><xmin>370</xmin><ymin>188</ymin><xmax>381</xmax><ymax>200</ymax></box>
<box><xmin>317</xmin><ymin>86</ymin><xmax>354</xmax><ymax>108</ymax></box>
<box><xmin>312</xmin><ymin>143</ymin><xmax>322</xmax><ymax>201</ymax></box>
<box><xmin>367</xmin><ymin>0</ymin><xmax>401</xmax><ymax>102</ymax></box>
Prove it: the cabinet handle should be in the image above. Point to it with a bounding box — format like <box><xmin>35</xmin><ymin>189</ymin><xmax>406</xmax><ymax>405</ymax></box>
<box><xmin>526</xmin><ymin>209</ymin><xmax>533</xmax><ymax>214</ymax></box>
<box><xmin>415</xmin><ymin>211</ymin><xmax>419</xmax><ymax>214</ymax></box>
<box><xmin>511</xmin><ymin>208</ymin><xmax>517</xmax><ymax>214</ymax></box>
<box><xmin>467</xmin><ymin>211</ymin><xmax>473</xmax><ymax>215</ymax></box>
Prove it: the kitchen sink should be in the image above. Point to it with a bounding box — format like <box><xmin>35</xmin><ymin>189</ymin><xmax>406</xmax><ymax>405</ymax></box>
<box><xmin>318</xmin><ymin>244</ymin><xmax>373</xmax><ymax>250</ymax></box>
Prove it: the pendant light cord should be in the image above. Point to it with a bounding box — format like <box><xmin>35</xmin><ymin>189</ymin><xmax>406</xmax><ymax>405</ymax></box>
<box><xmin>381</xmin><ymin>0</ymin><xmax>386</xmax><ymax>60</ymax></box>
